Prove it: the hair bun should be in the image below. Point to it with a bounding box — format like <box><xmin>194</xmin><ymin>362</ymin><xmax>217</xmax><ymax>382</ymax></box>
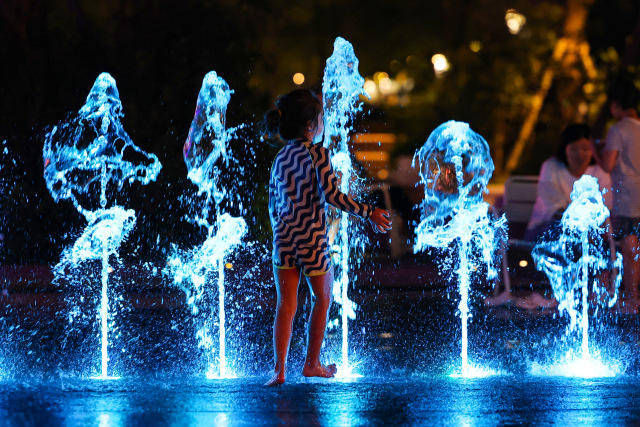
<box><xmin>265</xmin><ymin>109</ymin><xmax>281</xmax><ymax>137</ymax></box>
<box><xmin>261</xmin><ymin>89</ymin><xmax>322</xmax><ymax>142</ymax></box>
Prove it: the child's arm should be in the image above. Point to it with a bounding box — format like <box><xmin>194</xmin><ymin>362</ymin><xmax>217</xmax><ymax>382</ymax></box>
<box><xmin>313</xmin><ymin>146</ymin><xmax>372</xmax><ymax>218</ymax></box>
<box><xmin>312</xmin><ymin>146</ymin><xmax>391</xmax><ymax>233</ymax></box>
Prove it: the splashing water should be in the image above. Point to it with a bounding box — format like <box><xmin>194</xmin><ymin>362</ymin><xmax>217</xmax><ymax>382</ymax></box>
<box><xmin>530</xmin><ymin>350</ymin><xmax>622</xmax><ymax>378</ymax></box>
<box><xmin>43</xmin><ymin>72</ymin><xmax>162</xmax><ymax>379</ymax></box>
<box><xmin>532</xmin><ymin>175</ymin><xmax>622</xmax><ymax>375</ymax></box>
<box><xmin>322</xmin><ymin>37</ymin><xmax>369</xmax><ymax>377</ymax></box>
<box><xmin>412</xmin><ymin>121</ymin><xmax>506</xmax><ymax>377</ymax></box>
<box><xmin>167</xmin><ymin>71</ymin><xmax>247</xmax><ymax>379</ymax></box>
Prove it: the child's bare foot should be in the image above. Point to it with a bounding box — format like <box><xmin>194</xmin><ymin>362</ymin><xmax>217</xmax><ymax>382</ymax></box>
<box><xmin>264</xmin><ymin>371</ymin><xmax>285</xmax><ymax>386</ymax></box>
<box><xmin>302</xmin><ymin>363</ymin><xmax>336</xmax><ymax>378</ymax></box>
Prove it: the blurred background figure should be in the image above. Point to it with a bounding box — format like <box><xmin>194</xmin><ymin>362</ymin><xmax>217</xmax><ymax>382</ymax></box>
<box><xmin>592</xmin><ymin>79</ymin><xmax>640</xmax><ymax>313</ymax></box>
<box><xmin>486</xmin><ymin>123</ymin><xmax>613</xmax><ymax>310</ymax></box>
<box><xmin>526</xmin><ymin>123</ymin><xmax>612</xmax><ymax>242</ymax></box>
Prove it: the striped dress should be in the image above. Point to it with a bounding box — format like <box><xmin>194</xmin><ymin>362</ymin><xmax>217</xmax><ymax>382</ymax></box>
<box><xmin>269</xmin><ymin>139</ymin><xmax>372</xmax><ymax>276</ymax></box>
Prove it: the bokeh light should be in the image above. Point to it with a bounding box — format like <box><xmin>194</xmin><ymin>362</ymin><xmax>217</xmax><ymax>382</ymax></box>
<box><xmin>431</xmin><ymin>54</ymin><xmax>450</xmax><ymax>77</ymax></box>
<box><xmin>377</xmin><ymin>169</ymin><xmax>389</xmax><ymax>180</ymax></box>
<box><xmin>469</xmin><ymin>40</ymin><xmax>483</xmax><ymax>52</ymax></box>
<box><xmin>363</xmin><ymin>79</ymin><xmax>378</xmax><ymax>98</ymax></box>
<box><xmin>505</xmin><ymin>9</ymin><xmax>526</xmax><ymax>35</ymax></box>
<box><xmin>293</xmin><ymin>72</ymin><xmax>305</xmax><ymax>85</ymax></box>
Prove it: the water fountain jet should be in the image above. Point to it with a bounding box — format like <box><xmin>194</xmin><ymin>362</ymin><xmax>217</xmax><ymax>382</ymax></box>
<box><xmin>322</xmin><ymin>37</ymin><xmax>369</xmax><ymax>378</ymax></box>
<box><xmin>43</xmin><ymin>72</ymin><xmax>162</xmax><ymax>379</ymax></box>
<box><xmin>167</xmin><ymin>71</ymin><xmax>247</xmax><ymax>379</ymax></box>
<box><xmin>412</xmin><ymin>121</ymin><xmax>506</xmax><ymax>377</ymax></box>
<box><xmin>532</xmin><ymin>175</ymin><xmax>622</xmax><ymax>377</ymax></box>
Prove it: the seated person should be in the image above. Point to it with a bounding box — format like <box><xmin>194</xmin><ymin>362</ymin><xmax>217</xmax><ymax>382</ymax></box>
<box><xmin>486</xmin><ymin>124</ymin><xmax>613</xmax><ymax>309</ymax></box>
<box><xmin>525</xmin><ymin>124</ymin><xmax>612</xmax><ymax>241</ymax></box>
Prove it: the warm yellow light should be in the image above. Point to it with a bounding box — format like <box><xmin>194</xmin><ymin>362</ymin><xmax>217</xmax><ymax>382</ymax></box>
<box><xmin>293</xmin><ymin>73</ymin><xmax>305</xmax><ymax>85</ymax></box>
<box><xmin>378</xmin><ymin>77</ymin><xmax>392</xmax><ymax>92</ymax></box>
<box><xmin>469</xmin><ymin>40</ymin><xmax>483</xmax><ymax>52</ymax></box>
<box><xmin>373</xmin><ymin>71</ymin><xmax>388</xmax><ymax>83</ymax></box>
<box><xmin>431</xmin><ymin>54</ymin><xmax>450</xmax><ymax>76</ymax></box>
<box><xmin>225</xmin><ymin>263</ymin><xmax>233</xmax><ymax>269</ymax></box>
<box><xmin>353</xmin><ymin>133</ymin><xmax>397</xmax><ymax>144</ymax></box>
<box><xmin>505</xmin><ymin>9</ymin><xmax>526</xmax><ymax>35</ymax></box>
<box><xmin>578</xmin><ymin>103</ymin><xmax>588</xmax><ymax>115</ymax></box>
<box><xmin>519</xmin><ymin>260</ymin><xmax>528</xmax><ymax>267</ymax></box>
<box><xmin>354</xmin><ymin>151</ymin><xmax>390</xmax><ymax>162</ymax></box>
<box><xmin>107</xmin><ymin>267</ymin><xmax>114</xmax><ymax>274</ymax></box>
<box><xmin>377</xmin><ymin>169</ymin><xmax>389</xmax><ymax>180</ymax></box>
<box><xmin>364</xmin><ymin>79</ymin><xmax>378</xmax><ymax>98</ymax></box>
<box><xmin>583</xmin><ymin>82</ymin><xmax>595</xmax><ymax>95</ymax></box>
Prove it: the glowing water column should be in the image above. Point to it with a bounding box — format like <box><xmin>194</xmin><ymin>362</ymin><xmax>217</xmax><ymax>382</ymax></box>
<box><xmin>43</xmin><ymin>73</ymin><xmax>162</xmax><ymax>379</ymax></box>
<box><xmin>533</xmin><ymin>175</ymin><xmax>621</xmax><ymax>364</ymax></box>
<box><xmin>413</xmin><ymin>121</ymin><xmax>506</xmax><ymax>377</ymax></box>
<box><xmin>322</xmin><ymin>37</ymin><xmax>370</xmax><ymax>376</ymax></box>
<box><xmin>167</xmin><ymin>71</ymin><xmax>247</xmax><ymax>379</ymax></box>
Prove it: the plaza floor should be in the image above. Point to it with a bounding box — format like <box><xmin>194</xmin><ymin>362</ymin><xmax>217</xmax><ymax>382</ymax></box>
<box><xmin>2</xmin><ymin>375</ymin><xmax>640</xmax><ymax>426</ymax></box>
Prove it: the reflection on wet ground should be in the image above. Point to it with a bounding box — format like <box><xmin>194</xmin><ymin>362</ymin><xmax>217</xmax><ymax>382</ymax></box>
<box><xmin>2</xmin><ymin>376</ymin><xmax>640</xmax><ymax>426</ymax></box>
<box><xmin>2</xmin><ymin>257</ymin><xmax>640</xmax><ymax>425</ymax></box>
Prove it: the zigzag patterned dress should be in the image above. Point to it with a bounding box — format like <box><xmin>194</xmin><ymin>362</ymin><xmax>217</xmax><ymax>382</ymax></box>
<box><xmin>269</xmin><ymin>139</ymin><xmax>372</xmax><ymax>276</ymax></box>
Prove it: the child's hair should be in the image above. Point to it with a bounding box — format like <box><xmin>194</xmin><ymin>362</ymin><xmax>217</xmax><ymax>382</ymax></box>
<box><xmin>264</xmin><ymin>89</ymin><xmax>322</xmax><ymax>141</ymax></box>
<box><xmin>556</xmin><ymin>123</ymin><xmax>594</xmax><ymax>167</ymax></box>
<box><xmin>609</xmin><ymin>78</ymin><xmax>640</xmax><ymax>111</ymax></box>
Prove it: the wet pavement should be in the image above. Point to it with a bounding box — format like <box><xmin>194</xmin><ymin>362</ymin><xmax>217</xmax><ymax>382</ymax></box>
<box><xmin>2</xmin><ymin>376</ymin><xmax>640</xmax><ymax>426</ymax></box>
<box><xmin>2</xmin><ymin>258</ymin><xmax>640</xmax><ymax>426</ymax></box>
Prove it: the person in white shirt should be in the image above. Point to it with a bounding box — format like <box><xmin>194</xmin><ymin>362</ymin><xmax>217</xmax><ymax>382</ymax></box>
<box><xmin>526</xmin><ymin>123</ymin><xmax>613</xmax><ymax>241</ymax></box>
<box><xmin>592</xmin><ymin>79</ymin><xmax>640</xmax><ymax>312</ymax></box>
<box><xmin>487</xmin><ymin>124</ymin><xmax>612</xmax><ymax>310</ymax></box>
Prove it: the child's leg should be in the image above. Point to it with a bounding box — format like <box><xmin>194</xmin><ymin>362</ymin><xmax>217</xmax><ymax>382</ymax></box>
<box><xmin>302</xmin><ymin>268</ymin><xmax>337</xmax><ymax>378</ymax></box>
<box><xmin>265</xmin><ymin>266</ymin><xmax>301</xmax><ymax>386</ymax></box>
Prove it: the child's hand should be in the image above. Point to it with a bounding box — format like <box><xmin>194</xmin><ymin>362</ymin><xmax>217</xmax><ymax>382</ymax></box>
<box><xmin>370</xmin><ymin>208</ymin><xmax>392</xmax><ymax>233</ymax></box>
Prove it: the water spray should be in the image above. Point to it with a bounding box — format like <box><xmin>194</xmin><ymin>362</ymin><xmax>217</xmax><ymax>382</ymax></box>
<box><xmin>43</xmin><ymin>73</ymin><xmax>162</xmax><ymax>379</ymax></box>
<box><xmin>322</xmin><ymin>37</ymin><xmax>369</xmax><ymax>377</ymax></box>
<box><xmin>167</xmin><ymin>71</ymin><xmax>247</xmax><ymax>379</ymax></box>
<box><xmin>412</xmin><ymin>121</ymin><xmax>506</xmax><ymax>377</ymax></box>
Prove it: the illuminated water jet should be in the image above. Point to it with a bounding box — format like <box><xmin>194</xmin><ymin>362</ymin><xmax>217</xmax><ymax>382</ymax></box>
<box><xmin>167</xmin><ymin>71</ymin><xmax>247</xmax><ymax>379</ymax></box>
<box><xmin>532</xmin><ymin>175</ymin><xmax>622</xmax><ymax>376</ymax></box>
<box><xmin>412</xmin><ymin>121</ymin><xmax>506</xmax><ymax>377</ymax></box>
<box><xmin>43</xmin><ymin>72</ymin><xmax>162</xmax><ymax>379</ymax></box>
<box><xmin>322</xmin><ymin>37</ymin><xmax>369</xmax><ymax>377</ymax></box>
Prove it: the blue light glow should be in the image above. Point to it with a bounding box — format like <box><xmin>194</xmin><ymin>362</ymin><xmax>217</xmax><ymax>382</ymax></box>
<box><xmin>413</xmin><ymin>121</ymin><xmax>507</xmax><ymax>377</ymax></box>
<box><xmin>322</xmin><ymin>37</ymin><xmax>369</xmax><ymax>377</ymax></box>
<box><xmin>167</xmin><ymin>71</ymin><xmax>247</xmax><ymax>379</ymax></box>
<box><xmin>532</xmin><ymin>175</ymin><xmax>622</xmax><ymax>375</ymax></box>
<box><xmin>43</xmin><ymin>72</ymin><xmax>162</xmax><ymax>379</ymax></box>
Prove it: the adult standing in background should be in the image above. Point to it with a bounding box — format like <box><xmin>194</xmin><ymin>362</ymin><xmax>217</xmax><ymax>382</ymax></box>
<box><xmin>592</xmin><ymin>79</ymin><xmax>640</xmax><ymax>313</ymax></box>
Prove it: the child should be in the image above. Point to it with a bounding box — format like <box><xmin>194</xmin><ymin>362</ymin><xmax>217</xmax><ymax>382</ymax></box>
<box><xmin>592</xmin><ymin>79</ymin><xmax>640</xmax><ymax>312</ymax></box>
<box><xmin>263</xmin><ymin>89</ymin><xmax>391</xmax><ymax>386</ymax></box>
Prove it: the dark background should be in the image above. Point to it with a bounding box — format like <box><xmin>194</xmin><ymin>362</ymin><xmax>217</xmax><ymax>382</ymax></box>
<box><xmin>1</xmin><ymin>0</ymin><xmax>639</xmax><ymax>264</ymax></box>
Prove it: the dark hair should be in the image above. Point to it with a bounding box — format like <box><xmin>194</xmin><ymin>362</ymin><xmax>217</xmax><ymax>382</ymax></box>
<box><xmin>556</xmin><ymin>123</ymin><xmax>593</xmax><ymax>167</ymax></box>
<box><xmin>264</xmin><ymin>89</ymin><xmax>322</xmax><ymax>141</ymax></box>
<box><xmin>609</xmin><ymin>78</ymin><xmax>640</xmax><ymax>111</ymax></box>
